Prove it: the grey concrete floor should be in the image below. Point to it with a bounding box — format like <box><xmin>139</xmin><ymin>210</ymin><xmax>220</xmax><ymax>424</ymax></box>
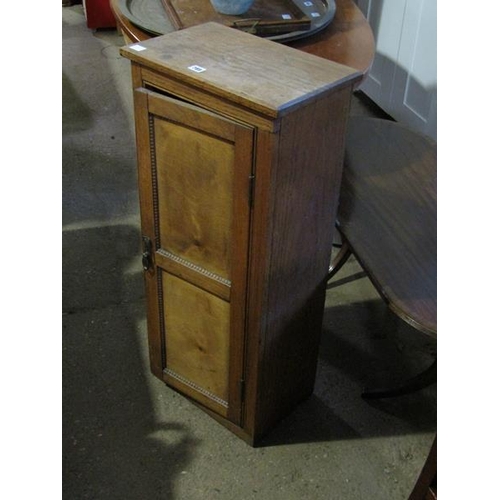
<box><xmin>62</xmin><ymin>5</ymin><xmax>436</xmax><ymax>499</ymax></box>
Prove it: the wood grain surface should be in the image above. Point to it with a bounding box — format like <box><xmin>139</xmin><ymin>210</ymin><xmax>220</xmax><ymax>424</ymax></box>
<box><xmin>163</xmin><ymin>272</ymin><xmax>231</xmax><ymax>409</ymax></box>
<box><xmin>248</xmin><ymin>87</ymin><xmax>353</xmax><ymax>436</ymax></box>
<box><xmin>155</xmin><ymin>116</ymin><xmax>234</xmax><ymax>279</ymax></box>
<box><xmin>120</xmin><ymin>22</ymin><xmax>360</xmax><ymax>119</ymax></box>
<box><xmin>339</xmin><ymin>117</ymin><xmax>437</xmax><ymax>336</ymax></box>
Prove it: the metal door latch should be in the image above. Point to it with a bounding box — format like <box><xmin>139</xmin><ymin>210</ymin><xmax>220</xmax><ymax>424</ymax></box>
<box><xmin>141</xmin><ymin>236</ymin><xmax>153</xmax><ymax>271</ymax></box>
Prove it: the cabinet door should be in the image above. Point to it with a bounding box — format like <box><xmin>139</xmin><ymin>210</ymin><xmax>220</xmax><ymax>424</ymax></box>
<box><xmin>134</xmin><ymin>88</ymin><xmax>254</xmax><ymax>425</ymax></box>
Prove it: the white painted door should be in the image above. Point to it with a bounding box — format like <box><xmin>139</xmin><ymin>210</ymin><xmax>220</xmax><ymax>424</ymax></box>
<box><xmin>357</xmin><ymin>0</ymin><xmax>437</xmax><ymax>140</ymax></box>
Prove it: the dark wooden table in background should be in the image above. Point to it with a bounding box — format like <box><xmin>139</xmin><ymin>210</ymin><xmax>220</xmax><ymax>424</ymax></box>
<box><xmin>330</xmin><ymin>116</ymin><xmax>437</xmax><ymax>499</ymax></box>
<box><xmin>336</xmin><ymin>117</ymin><xmax>437</xmax><ymax>338</ymax></box>
<box><xmin>110</xmin><ymin>0</ymin><xmax>375</xmax><ymax>77</ymax></box>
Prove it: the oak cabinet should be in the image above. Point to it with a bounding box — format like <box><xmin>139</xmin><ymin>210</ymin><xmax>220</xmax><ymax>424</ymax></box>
<box><xmin>121</xmin><ymin>22</ymin><xmax>360</xmax><ymax>444</ymax></box>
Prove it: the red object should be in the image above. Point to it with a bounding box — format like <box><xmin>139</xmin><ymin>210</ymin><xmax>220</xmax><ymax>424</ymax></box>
<box><xmin>83</xmin><ymin>0</ymin><xmax>117</xmax><ymax>29</ymax></box>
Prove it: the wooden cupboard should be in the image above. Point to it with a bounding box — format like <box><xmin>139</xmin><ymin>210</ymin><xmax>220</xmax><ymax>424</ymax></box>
<box><xmin>121</xmin><ymin>22</ymin><xmax>361</xmax><ymax>445</ymax></box>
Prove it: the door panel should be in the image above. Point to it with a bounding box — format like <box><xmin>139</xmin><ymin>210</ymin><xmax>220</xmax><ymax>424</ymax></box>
<box><xmin>163</xmin><ymin>272</ymin><xmax>231</xmax><ymax>413</ymax></box>
<box><xmin>134</xmin><ymin>87</ymin><xmax>254</xmax><ymax>423</ymax></box>
<box><xmin>155</xmin><ymin>118</ymin><xmax>234</xmax><ymax>280</ymax></box>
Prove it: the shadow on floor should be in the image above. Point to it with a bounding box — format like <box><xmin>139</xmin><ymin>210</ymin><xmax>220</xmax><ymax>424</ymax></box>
<box><xmin>63</xmin><ymin>73</ymin><xmax>94</xmax><ymax>133</ymax></box>
<box><xmin>259</xmin><ymin>290</ymin><xmax>436</xmax><ymax>447</ymax></box>
<box><xmin>62</xmin><ymin>224</ymin><xmax>200</xmax><ymax>499</ymax></box>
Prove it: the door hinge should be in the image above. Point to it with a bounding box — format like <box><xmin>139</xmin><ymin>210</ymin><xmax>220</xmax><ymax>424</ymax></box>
<box><xmin>248</xmin><ymin>174</ymin><xmax>255</xmax><ymax>208</ymax></box>
<box><xmin>239</xmin><ymin>378</ymin><xmax>246</xmax><ymax>402</ymax></box>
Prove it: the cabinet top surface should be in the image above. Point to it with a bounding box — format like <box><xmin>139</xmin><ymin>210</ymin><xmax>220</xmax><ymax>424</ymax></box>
<box><xmin>120</xmin><ymin>22</ymin><xmax>361</xmax><ymax>117</ymax></box>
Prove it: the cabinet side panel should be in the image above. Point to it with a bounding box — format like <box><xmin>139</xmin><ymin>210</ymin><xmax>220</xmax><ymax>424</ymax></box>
<box><xmin>242</xmin><ymin>129</ymin><xmax>278</xmax><ymax>439</ymax></box>
<box><xmin>254</xmin><ymin>86</ymin><xmax>353</xmax><ymax>437</ymax></box>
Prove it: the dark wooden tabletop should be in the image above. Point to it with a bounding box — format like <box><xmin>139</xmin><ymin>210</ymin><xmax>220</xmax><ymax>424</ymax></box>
<box><xmin>338</xmin><ymin>117</ymin><xmax>437</xmax><ymax>337</ymax></box>
<box><xmin>110</xmin><ymin>0</ymin><xmax>375</xmax><ymax>77</ymax></box>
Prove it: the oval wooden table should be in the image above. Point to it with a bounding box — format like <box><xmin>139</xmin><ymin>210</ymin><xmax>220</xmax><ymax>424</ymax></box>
<box><xmin>110</xmin><ymin>0</ymin><xmax>375</xmax><ymax>77</ymax></box>
<box><xmin>328</xmin><ymin>116</ymin><xmax>437</xmax><ymax>500</ymax></box>
<box><xmin>329</xmin><ymin>116</ymin><xmax>437</xmax><ymax>398</ymax></box>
